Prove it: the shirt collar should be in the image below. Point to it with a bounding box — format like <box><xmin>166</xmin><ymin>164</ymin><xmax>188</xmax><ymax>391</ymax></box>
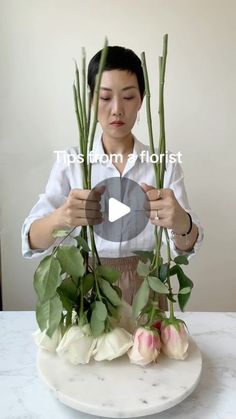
<box><xmin>87</xmin><ymin>134</ymin><xmax>150</xmax><ymax>164</ymax></box>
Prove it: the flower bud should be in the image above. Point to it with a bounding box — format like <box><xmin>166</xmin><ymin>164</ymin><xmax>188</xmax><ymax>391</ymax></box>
<box><xmin>128</xmin><ymin>327</ymin><xmax>161</xmax><ymax>366</ymax></box>
<box><xmin>161</xmin><ymin>321</ymin><xmax>189</xmax><ymax>360</ymax></box>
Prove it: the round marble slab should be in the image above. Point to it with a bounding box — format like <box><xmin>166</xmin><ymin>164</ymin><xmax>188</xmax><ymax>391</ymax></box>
<box><xmin>37</xmin><ymin>338</ymin><xmax>202</xmax><ymax>418</ymax></box>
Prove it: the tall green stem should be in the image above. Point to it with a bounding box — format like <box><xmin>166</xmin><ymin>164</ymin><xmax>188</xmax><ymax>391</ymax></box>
<box><xmin>158</xmin><ymin>36</ymin><xmax>175</xmax><ymax>318</ymax></box>
<box><xmin>73</xmin><ymin>39</ymin><xmax>108</xmax><ymax>280</ymax></box>
<box><xmin>141</xmin><ymin>51</ymin><xmax>162</xmax><ymax>276</ymax></box>
<box><xmin>86</xmin><ymin>39</ymin><xmax>108</xmax><ymax>268</ymax></box>
<box><xmin>88</xmin><ymin>38</ymin><xmax>108</xmax><ymax>187</ymax></box>
<box><xmin>82</xmin><ymin>48</ymin><xmax>88</xmax><ymax>142</ymax></box>
<box><xmin>169</xmin><ymin>300</ymin><xmax>175</xmax><ymax>321</ymax></box>
<box><xmin>141</xmin><ymin>35</ymin><xmax>171</xmax><ymax>318</ymax></box>
<box><xmin>158</xmin><ymin>35</ymin><xmax>168</xmax><ymax>186</ymax></box>
<box><xmin>79</xmin><ymin>280</ymin><xmax>84</xmax><ymax>326</ymax></box>
<box><xmin>158</xmin><ymin>36</ymin><xmax>176</xmax><ymax>320</ymax></box>
<box><xmin>141</xmin><ymin>52</ymin><xmax>159</xmax><ymax>189</ymax></box>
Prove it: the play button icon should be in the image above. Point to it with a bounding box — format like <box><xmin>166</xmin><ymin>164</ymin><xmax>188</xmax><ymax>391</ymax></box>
<box><xmin>108</xmin><ymin>198</ymin><xmax>130</xmax><ymax>222</ymax></box>
<box><xmin>86</xmin><ymin>177</ymin><xmax>150</xmax><ymax>242</ymax></box>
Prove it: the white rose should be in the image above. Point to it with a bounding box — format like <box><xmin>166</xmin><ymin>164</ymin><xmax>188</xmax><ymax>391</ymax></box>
<box><xmin>56</xmin><ymin>324</ymin><xmax>97</xmax><ymax>365</ymax></box>
<box><xmin>33</xmin><ymin>328</ymin><xmax>61</xmax><ymax>353</ymax></box>
<box><xmin>93</xmin><ymin>327</ymin><xmax>133</xmax><ymax>361</ymax></box>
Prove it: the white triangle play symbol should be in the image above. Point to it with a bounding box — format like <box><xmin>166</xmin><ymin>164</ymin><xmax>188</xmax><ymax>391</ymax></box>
<box><xmin>108</xmin><ymin>198</ymin><xmax>131</xmax><ymax>222</ymax></box>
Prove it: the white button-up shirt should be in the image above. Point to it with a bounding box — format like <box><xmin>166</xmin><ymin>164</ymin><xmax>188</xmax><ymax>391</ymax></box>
<box><xmin>21</xmin><ymin>135</ymin><xmax>203</xmax><ymax>259</ymax></box>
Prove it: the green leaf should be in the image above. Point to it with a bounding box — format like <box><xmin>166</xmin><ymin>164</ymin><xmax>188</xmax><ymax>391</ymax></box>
<box><xmin>132</xmin><ymin>279</ymin><xmax>150</xmax><ymax>319</ymax></box>
<box><xmin>147</xmin><ymin>276</ymin><xmax>169</xmax><ymax>294</ymax></box>
<box><xmin>178</xmin><ymin>286</ymin><xmax>191</xmax><ymax>295</ymax></box>
<box><xmin>174</xmin><ymin>265</ymin><xmax>193</xmax><ymax>291</ymax></box>
<box><xmin>83</xmin><ymin>273</ymin><xmax>95</xmax><ymax>295</ymax></box>
<box><xmin>56</xmin><ymin>246</ymin><xmax>85</xmax><ymax>279</ymax></box>
<box><xmin>57</xmin><ymin>291</ymin><xmax>74</xmax><ymax>312</ymax></box>
<box><xmin>132</xmin><ymin>250</ymin><xmax>154</xmax><ymax>263</ymax></box>
<box><xmin>93</xmin><ymin>300</ymin><xmax>107</xmax><ymax>321</ymax></box>
<box><xmin>34</xmin><ymin>255</ymin><xmax>62</xmax><ymax>303</ymax></box>
<box><xmin>78</xmin><ymin>312</ymin><xmax>88</xmax><ymax>327</ymax></box>
<box><xmin>96</xmin><ymin>265</ymin><xmax>120</xmax><ymax>283</ymax></box>
<box><xmin>174</xmin><ymin>255</ymin><xmax>189</xmax><ymax>265</ymax></box>
<box><xmin>74</xmin><ymin>235</ymin><xmax>91</xmax><ymax>252</ymax></box>
<box><xmin>90</xmin><ymin>310</ymin><xmax>105</xmax><ymax>337</ymax></box>
<box><xmin>36</xmin><ymin>295</ymin><xmax>63</xmax><ymax>337</ymax></box>
<box><xmin>112</xmin><ymin>285</ymin><xmax>122</xmax><ymax>299</ymax></box>
<box><xmin>170</xmin><ymin>264</ymin><xmax>194</xmax><ymax>311</ymax></box>
<box><xmin>105</xmin><ymin>301</ymin><xmax>120</xmax><ymax>319</ymax></box>
<box><xmin>57</xmin><ymin>276</ymin><xmax>78</xmax><ymax>302</ymax></box>
<box><xmin>178</xmin><ymin>292</ymin><xmax>191</xmax><ymax>311</ymax></box>
<box><xmin>159</xmin><ymin>263</ymin><xmax>169</xmax><ymax>282</ymax></box>
<box><xmin>98</xmin><ymin>278</ymin><xmax>121</xmax><ymax>306</ymax></box>
<box><xmin>65</xmin><ymin>310</ymin><xmax>73</xmax><ymax>327</ymax></box>
<box><xmin>137</xmin><ymin>260</ymin><xmax>150</xmax><ymax>277</ymax></box>
<box><xmin>52</xmin><ymin>229</ymin><xmax>70</xmax><ymax>238</ymax></box>
<box><xmin>169</xmin><ymin>265</ymin><xmax>179</xmax><ymax>276</ymax></box>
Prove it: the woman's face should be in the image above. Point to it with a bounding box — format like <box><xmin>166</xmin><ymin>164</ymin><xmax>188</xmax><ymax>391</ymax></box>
<box><xmin>95</xmin><ymin>70</ymin><xmax>142</xmax><ymax>141</ymax></box>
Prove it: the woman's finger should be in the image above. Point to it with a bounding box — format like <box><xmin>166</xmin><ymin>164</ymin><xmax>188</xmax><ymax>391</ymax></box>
<box><xmin>143</xmin><ymin>200</ymin><xmax>165</xmax><ymax>211</ymax></box>
<box><xmin>146</xmin><ymin>209</ymin><xmax>165</xmax><ymax>220</ymax></box>
<box><xmin>67</xmin><ymin>216</ymin><xmax>103</xmax><ymax>227</ymax></box>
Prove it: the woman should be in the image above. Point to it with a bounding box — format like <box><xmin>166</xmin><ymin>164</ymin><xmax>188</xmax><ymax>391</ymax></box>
<box><xmin>22</xmin><ymin>46</ymin><xmax>203</xmax><ymax>304</ymax></box>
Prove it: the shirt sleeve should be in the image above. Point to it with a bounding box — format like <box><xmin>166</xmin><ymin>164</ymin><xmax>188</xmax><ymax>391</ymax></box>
<box><xmin>21</xmin><ymin>153</ymin><xmax>72</xmax><ymax>259</ymax></box>
<box><xmin>164</xmin><ymin>158</ymin><xmax>204</xmax><ymax>261</ymax></box>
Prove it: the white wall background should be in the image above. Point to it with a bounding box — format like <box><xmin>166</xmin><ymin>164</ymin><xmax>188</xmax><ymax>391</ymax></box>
<box><xmin>1</xmin><ymin>0</ymin><xmax>235</xmax><ymax>311</ymax></box>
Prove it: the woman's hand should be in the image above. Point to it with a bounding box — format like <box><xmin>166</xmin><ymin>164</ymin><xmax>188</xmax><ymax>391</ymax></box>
<box><xmin>57</xmin><ymin>186</ymin><xmax>105</xmax><ymax>228</ymax></box>
<box><xmin>29</xmin><ymin>186</ymin><xmax>105</xmax><ymax>251</ymax></box>
<box><xmin>141</xmin><ymin>182</ymin><xmax>190</xmax><ymax>235</ymax></box>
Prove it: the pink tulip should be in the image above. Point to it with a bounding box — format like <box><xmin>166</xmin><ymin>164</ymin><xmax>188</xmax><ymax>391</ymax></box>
<box><xmin>161</xmin><ymin>321</ymin><xmax>189</xmax><ymax>360</ymax></box>
<box><xmin>128</xmin><ymin>327</ymin><xmax>161</xmax><ymax>366</ymax></box>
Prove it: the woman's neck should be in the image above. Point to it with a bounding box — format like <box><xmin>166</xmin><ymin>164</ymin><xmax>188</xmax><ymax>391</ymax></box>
<box><xmin>101</xmin><ymin>133</ymin><xmax>134</xmax><ymax>156</ymax></box>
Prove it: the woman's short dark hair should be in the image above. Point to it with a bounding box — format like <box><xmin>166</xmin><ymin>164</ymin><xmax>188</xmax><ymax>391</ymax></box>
<box><xmin>88</xmin><ymin>46</ymin><xmax>145</xmax><ymax>99</ymax></box>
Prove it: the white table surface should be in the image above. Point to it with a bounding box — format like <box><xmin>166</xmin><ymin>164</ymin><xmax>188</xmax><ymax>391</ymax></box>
<box><xmin>0</xmin><ymin>311</ymin><xmax>235</xmax><ymax>419</ymax></box>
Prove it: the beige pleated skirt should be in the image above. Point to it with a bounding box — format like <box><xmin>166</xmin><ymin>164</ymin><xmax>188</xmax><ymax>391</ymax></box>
<box><xmin>91</xmin><ymin>255</ymin><xmax>167</xmax><ymax>310</ymax></box>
